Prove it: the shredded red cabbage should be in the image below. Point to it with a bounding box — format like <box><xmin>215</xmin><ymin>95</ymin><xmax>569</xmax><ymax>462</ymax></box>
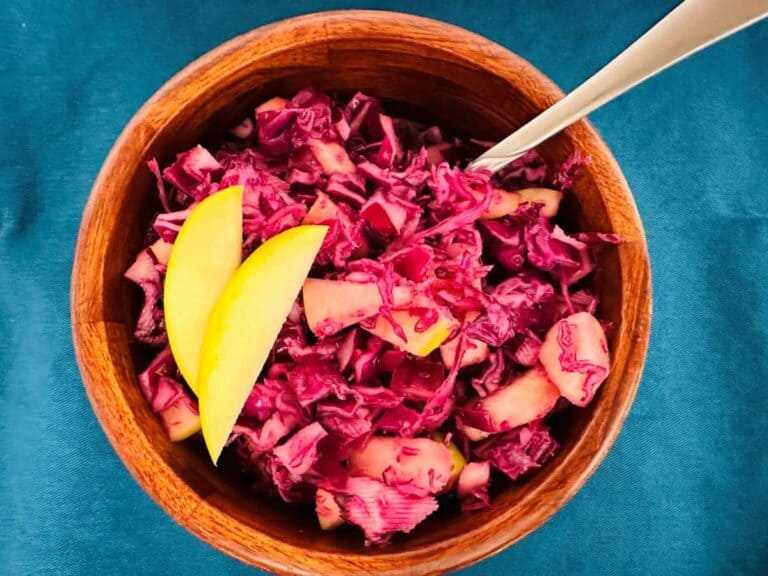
<box><xmin>127</xmin><ymin>88</ymin><xmax>620</xmax><ymax>545</ymax></box>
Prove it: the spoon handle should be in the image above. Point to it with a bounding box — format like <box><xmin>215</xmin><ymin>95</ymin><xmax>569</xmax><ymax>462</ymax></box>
<box><xmin>470</xmin><ymin>0</ymin><xmax>768</xmax><ymax>173</ymax></box>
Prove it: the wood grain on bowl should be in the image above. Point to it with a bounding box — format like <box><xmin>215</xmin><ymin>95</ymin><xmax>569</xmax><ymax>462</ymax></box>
<box><xmin>71</xmin><ymin>11</ymin><xmax>651</xmax><ymax>576</ymax></box>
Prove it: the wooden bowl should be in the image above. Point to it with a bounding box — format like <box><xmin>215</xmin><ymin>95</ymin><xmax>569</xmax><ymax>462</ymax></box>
<box><xmin>71</xmin><ymin>10</ymin><xmax>651</xmax><ymax>576</ymax></box>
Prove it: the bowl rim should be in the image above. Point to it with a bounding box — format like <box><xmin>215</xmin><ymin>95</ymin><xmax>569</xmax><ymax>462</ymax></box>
<box><xmin>71</xmin><ymin>10</ymin><xmax>652</xmax><ymax>575</ymax></box>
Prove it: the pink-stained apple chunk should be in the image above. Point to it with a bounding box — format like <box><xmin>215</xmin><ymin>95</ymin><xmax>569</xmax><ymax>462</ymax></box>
<box><xmin>349</xmin><ymin>437</ymin><xmax>454</xmax><ymax>495</ymax></box>
<box><xmin>362</xmin><ymin>307</ymin><xmax>456</xmax><ymax>357</ymax></box>
<box><xmin>440</xmin><ymin>312</ymin><xmax>489</xmax><ymax>368</ymax></box>
<box><xmin>315</xmin><ymin>488</ymin><xmax>344</xmax><ymax>530</ymax></box>
<box><xmin>307</xmin><ymin>139</ymin><xmax>356</xmax><ymax>175</ymax></box>
<box><xmin>441</xmin><ymin>335</ymin><xmax>489</xmax><ymax>369</ymax></box>
<box><xmin>471</xmin><ymin>187</ymin><xmax>563</xmax><ymax>219</ymax></box>
<box><xmin>335</xmin><ymin>117</ymin><xmax>351</xmax><ymax>141</ymax></box>
<box><xmin>255</xmin><ymin>96</ymin><xmax>288</xmax><ymax>114</ymax></box>
<box><xmin>303</xmin><ymin>279</ymin><xmax>414</xmax><ymax>337</ymax></box>
<box><xmin>159</xmin><ymin>397</ymin><xmax>200</xmax><ymax>442</ymax></box>
<box><xmin>303</xmin><ymin>192</ymin><xmax>339</xmax><ymax>224</ymax></box>
<box><xmin>479</xmin><ymin>188</ymin><xmax>523</xmax><ymax>220</ymax></box>
<box><xmin>149</xmin><ymin>238</ymin><xmax>173</xmax><ymax>266</ymax></box>
<box><xmin>336</xmin><ymin>327</ymin><xmax>362</xmax><ymax>371</ymax></box>
<box><xmin>457</xmin><ymin>461</ymin><xmax>490</xmax><ymax>498</ymax></box>
<box><xmin>539</xmin><ymin>311</ymin><xmax>609</xmax><ymax>407</ymax></box>
<box><xmin>431</xmin><ymin>433</ymin><xmax>466</xmax><ymax>489</ymax></box>
<box><xmin>457</xmin><ymin>366</ymin><xmax>560</xmax><ymax>441</ymax></box>
<box><xmin>517</xmin><ymin>188</ymin><xmax>563</xmax><ymax>218</ymax></box>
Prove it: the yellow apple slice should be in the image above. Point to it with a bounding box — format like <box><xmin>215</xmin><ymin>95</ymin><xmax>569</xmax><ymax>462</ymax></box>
<box><xmin>198</xmin><ymin>225</ymin><xmax>328</xmax><ymax>464</ymax></box>
<box><xmin>164</xmin><ymin>185</ymin><xmax>243</xmax><ymax>395</ymax></box>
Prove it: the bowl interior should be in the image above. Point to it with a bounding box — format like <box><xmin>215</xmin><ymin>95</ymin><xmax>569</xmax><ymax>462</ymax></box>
<box><xmin>73</xmin><ymin>12</ymin><xmax>649</xmax><ymax>574</ymax></box>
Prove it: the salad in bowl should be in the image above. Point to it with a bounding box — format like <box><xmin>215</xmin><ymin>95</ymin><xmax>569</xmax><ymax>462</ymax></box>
<box><xmin>125</xmin><ymin>87</ymin><xmax>618</xmax><ymax>546</ymax></box>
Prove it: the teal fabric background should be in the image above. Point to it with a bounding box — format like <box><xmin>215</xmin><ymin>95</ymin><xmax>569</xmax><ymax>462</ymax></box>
<box><xmin>1</xmin><ymin>1</ymin><xmax>766</xmax><ymax>574</ymax></box>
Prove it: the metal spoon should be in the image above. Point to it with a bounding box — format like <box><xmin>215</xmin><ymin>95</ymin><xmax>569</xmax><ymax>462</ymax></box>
<box><xmin>469</xmin><ymin>0</ymin><xmax>768</xmax><ymax>173</ymax></box>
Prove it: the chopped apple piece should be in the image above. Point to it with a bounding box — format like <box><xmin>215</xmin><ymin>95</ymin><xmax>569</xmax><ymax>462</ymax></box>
<box><xmin>256</xmin><ymin>96</ymin><xmax>288</xmax><ymax>114</ymax></box>
<box><xmin>149</xmin><ymin>238</ymin><xmax>173</xmax><ymax>266</ymax></box>
<box><xmin>307</xmin><ymin>139</ymin><xmax>355</xmax><ymax>175</ymax></box>
<box><xmin>518</xmin><ymin>187</ymin><xmax>563</xmax><ymax>218</ymax></box>
<box><xmin>303</xmin><ymin>192</ymin><xmax>340</xmax><ymax>224</ymax></box>
<box><xmin>164</xmin><ymin>185</ymin><xmax>243</xmax><ymax>394</ymax></box>
<box><xmin>160</xmin><ymin>397</ymin><xmax>200</xmax><ymax>442</ymax></box>
<box><xmin>458</xmin><ymin>366</ymin><xmax>560</xmax><ymax>441</ymax></box>
<box><xmin>440</xmin><ymin>335</ymin><xmax>489</xmax><ymax>369</ymax></box>
<box><xmin>349</xmin><ymin>437</ymin><xmax>454</xmax><ymax>495</ymax></box>
<box><xmin>303</xmin><ymin>278</ymin><xmax>413</xmax><ymax>337</ymax></box>
<box><xmin>479</xmin><ymin>188</ymin><xmax>522</xmax><ymax>220</ymax></box>
<box><xmin>431</xmin><ymin>433</ymin><xmax>466</xmax><ymax>489</ymax></box>
<box><xmin>362</xmin><ymin>307</ymin><xmax>456</xmax><ymax>357</ymax></box>
<box><xmin>440</xmin><ymin>312</ymin><xmax>489</xmax><ymax>368</ymax></box>
<box><xmin>198</xmin><ymin>225</ymin><xmax>328</xmax><ymax>464</ymax></box>
<box><xmin>539</xmin><ymin>312</ymin><xmax>609</xmax><ymax>406</ymax></box>
<box><xmin>471</xmin><ymin>187</ymin><xmax>563</xmax><ymax>219</ymax></box>
<box><xmin>315</xmin><ymin>488</ymin><xmax>344</xmax><ymax>530</ymax></box>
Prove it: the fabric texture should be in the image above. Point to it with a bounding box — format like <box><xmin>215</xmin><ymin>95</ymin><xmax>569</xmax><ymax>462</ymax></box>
<box><xmin>1</xmin><ymin>1</ymin><xmax>766</xmax><ymax>574</ymax></box>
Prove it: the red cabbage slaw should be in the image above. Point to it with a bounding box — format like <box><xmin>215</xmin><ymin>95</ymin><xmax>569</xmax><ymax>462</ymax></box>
<box><xmin>126</xmin><ymin>88</ymin><xmax>619</xmax><ymax>545</ymax></box>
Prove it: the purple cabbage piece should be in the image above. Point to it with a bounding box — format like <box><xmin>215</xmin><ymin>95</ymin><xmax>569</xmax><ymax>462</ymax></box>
<box><xmin>552</xmin><ymin>151</ymin><xmax>589</xmax><ymax>190</ymax></box>
<box><xmin>273</xmin><ymin>422</ymin><xmax>328</xmax><ymax>481</ymax></box>
<box><xmin>510</xmin><ymin>330</ymin><xmax>543</xmax><ymax>366</ymax></box>
<box><xmin>152</xmin><ymin>208</ymin><xmax>192</xmax><ymax>243</ymax></box>
<box><xmin>124</xmin><ymin>248</ymin><xmax>166</xmax><ymax>346</ymax></box>
<box><xmin>574</xmin><ymin>231</ymin><xmax>621</xmax><ymax>245</ymax></box>
<box><xmin>312</xmin><ymin>200</ymin><xmax>367</xmax><ymax>269</ymax></box>
<box><xmin>470</xmin><ymin>349</ymin><xmax>506</xmax><ymax>397</ymax></box>
<box><xmin>324</xmin><ymin>476</ymin><xmax>438</xmax><ymax>546</ymax></box>
<box><xmin>162</xmin><ymin>145</ymin><xmax>222</xmax><ymax>201</ymax></box>
<box><xmin>137</xmin><ymin>347</ymin><xmax>176</xmax><ymax>406</ymax></box>
<box><xmin>380</xmin><ymin>244</ymin><xmax>433</xmax><ymax>282</ymax></box>
<box><xmin>494</xmin><ymin>150</ymin><xmax>547</xmax><ymax>188</ymax></box>
<box><xmin>287</xmin><ymin>361</ymin><xmax>349</xmax><ymax>407</ymax></box>
<box><xmin>390</xmin><ymin>358</ymin><xmax>445</xmax><ymax>402</ymax></box>
<box><xmin>257</xmin><ymin>88</ymin><xmax>335</xmax><ymax>158</ymax></box>
<box><xmin>473</xmin><ymin>420</ymin><xmax>558</xmax><ymax>480</ymax></box>
<box><xmin>352</xmin><ymin>385</ymin><xmax>403</xmax><ymax>408</ymax></box>
<box><xmin>316</xmin><ymin>399</ymin><xmax>375</xmax><ymax>444</ymax></box>
<box><xmin>231</xmin><ymin>413</ymin><xmax>301</xmax><ymax>465</ymax></box>
<box><xmin>344</xmin><ymin>92</ymin><xmax>404</xmax><ymax>168</ymax></box>
<box><xmin>463</xmin><ymin>302</ymin><xmax>519</xmax><ymax>347</ymax></box>
<box><xmin>137</xmin><ymin>347</ymin><xmax>199</xmax><ymax>439</ymax></box>
<box><xmin>234</xmin><ymin>378</ymin><xmax>305</xmax><ymax>468</ymax></box>
<box><xmin>325</xmin><ymin>172</ymin><xmax>367</xmax><ymax>206</ymax></box>
<box><xmin>147</xmin><ymin>158</ymin><xmax>172</xmax><ymax>212</ymax></box>
<box><xmin>374</xmin><ymin>405</ymin><xmax>421</xmax><ymax>437</ymax></box>
<box><xmin>261</xmin><ymin>419</ymin><xmax>330</xmax><ymax>503</ymax></box>
<box><xmin>260</xmin><ymin>203</ymin><xmax>308</xmax><ymax>242</ymax></box>
<box><xmin>243</xmin><ymin>379</ymin><xmax>284</xmax><ymax>421</ymax></box>
<box><xmin>360</xmin><ymin>191</ymin><xmax>420</xmax><ymax>236</ymax></box>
